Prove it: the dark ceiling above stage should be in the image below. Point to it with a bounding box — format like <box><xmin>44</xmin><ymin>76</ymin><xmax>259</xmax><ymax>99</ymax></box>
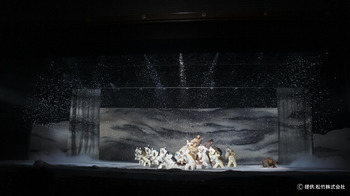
<box><xmin>2</xmin><ymin>0</ymin><xmax>346</xmax><ymax>22</ymax></box>
<box><xmin>1</xmin><ymin>0</ymin><xmax>349</xmax><ymax>56</ymax></box>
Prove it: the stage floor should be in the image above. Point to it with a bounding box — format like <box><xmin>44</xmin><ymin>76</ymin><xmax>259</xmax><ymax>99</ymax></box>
<box><xmin>0</xmin><ymin>160</ymin><xmax>350</xmax><ymax>172</ymax></box>
<box><xmin>1</xmin><ymin>160</ymin><xmax>349</xmax><ymax>172</ymax></box>
<box><xmin>1</xmin><ymin>160</ymin><xmax>349</xmax><ymax>195</ymax></box>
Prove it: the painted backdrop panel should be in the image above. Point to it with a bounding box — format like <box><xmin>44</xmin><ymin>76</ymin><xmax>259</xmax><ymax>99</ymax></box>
<box><xmin>100</xmin><ymin>108</ymin><xmax>278</xmax><ymax>164</ymax></box>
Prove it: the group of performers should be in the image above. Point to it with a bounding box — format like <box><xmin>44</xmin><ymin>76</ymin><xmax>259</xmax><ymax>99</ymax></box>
<box><xmin>134</xmin><ymin>134</ymin><xmax>238</xmax><ymax>170</ymax></box>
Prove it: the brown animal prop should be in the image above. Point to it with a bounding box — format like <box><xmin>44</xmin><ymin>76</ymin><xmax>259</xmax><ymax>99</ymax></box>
<box><xmin>261</xmin><ymin>157</ymin><xmax>277</xmax><ymax>168</ymax></box>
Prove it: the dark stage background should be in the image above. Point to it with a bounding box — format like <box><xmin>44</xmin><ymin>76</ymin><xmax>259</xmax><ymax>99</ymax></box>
<box><xmin>0</xmin><ymin>1</ymin><xmax>349</xmax><ymax>194</ymax></box>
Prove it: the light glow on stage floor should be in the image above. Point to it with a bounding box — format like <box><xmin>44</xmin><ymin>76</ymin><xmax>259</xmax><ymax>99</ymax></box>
<box><xmin>2</xmin><ymin>160</ymin><xmax>349</xmax><ymax>173</ymax></box>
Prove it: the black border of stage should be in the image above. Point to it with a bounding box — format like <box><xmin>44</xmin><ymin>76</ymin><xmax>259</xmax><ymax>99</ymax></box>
<box><xmin>1</xmin><ymin>162</ymin><xmax>349</xmax><ymax>195</ymax></box>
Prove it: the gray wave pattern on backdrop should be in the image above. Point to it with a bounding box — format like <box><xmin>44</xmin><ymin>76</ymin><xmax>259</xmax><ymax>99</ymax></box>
<box><xmin>99</xmin><ymin>108</ymin><xmax>278</xmax><ymax>164</ymax></box>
